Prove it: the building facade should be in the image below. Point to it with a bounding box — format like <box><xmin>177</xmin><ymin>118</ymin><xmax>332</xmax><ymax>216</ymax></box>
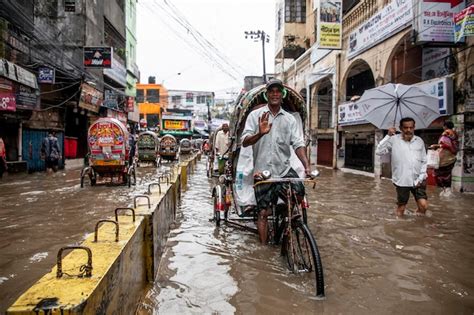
<box><xmin>275</xmin><ymin>0</ymin><xmax>474</xmax><ymax>191</ymax></box>
<box><xmin>0</xmin><ymin>0</ymin><xmax>139</xmax><ymax>172</ymax></box>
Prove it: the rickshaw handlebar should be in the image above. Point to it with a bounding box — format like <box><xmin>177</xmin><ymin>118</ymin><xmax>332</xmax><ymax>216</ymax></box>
<box><xmin>253</xmin><ymin>177</ymin><xmax>317</xmax><ymax>188</ymax></box>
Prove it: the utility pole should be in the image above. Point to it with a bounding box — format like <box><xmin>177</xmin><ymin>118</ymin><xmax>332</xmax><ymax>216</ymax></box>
<box><xmin>244</xmin><ymin>30</ymin><xmax>270</xmax><ymax>83</ymax></box>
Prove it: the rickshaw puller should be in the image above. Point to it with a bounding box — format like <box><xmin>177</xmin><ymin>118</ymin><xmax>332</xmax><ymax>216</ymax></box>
<box><xmin>242</xmin><ymin>79</ymin><xmax>311</xmax><ymax>244</ymax></box>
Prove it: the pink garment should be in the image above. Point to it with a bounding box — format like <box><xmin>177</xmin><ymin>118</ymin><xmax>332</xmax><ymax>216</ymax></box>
<box><xmin>0</xmin><ymin>138</ymin><xmax>5</xmax><ymax>158</ymax></box>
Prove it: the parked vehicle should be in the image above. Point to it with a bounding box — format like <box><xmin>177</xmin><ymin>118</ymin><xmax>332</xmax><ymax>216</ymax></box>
<box><xmin>179</xmin><ymin>138</ymin><xmax>193</xmax><ymax>155</ymax></box>
<box><xmin>80</xmin><ymin>118</ymin><xmax>136</xmax><ymax>188</ymax></box>
<box><xmin>136</xmin><ymin>131</ymin><xmax>159</xmax><ymax>167</ymax></box>
<box><xmin>158</xmin><ymin>134</ymin><xmax>179</xmax><ymax>166</ymax></box>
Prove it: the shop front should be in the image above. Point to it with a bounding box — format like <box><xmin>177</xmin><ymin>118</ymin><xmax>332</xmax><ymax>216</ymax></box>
<box><xmin>0</xmin><ymin>59</ymin><xmax>39</xmax><ymax>171</ymax></box>
<box><xmin>338</xmin><ymin>101</ymin><xmax>376</xmax><ymax>173</ymax></box>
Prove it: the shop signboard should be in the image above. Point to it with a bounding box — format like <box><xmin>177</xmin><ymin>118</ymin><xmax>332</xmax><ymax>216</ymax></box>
<box><xmin>0</xmin><ymin>78</ymin><xmax>16</xmax><ymax>111</ymax></box>
<box><xmin>126</xmin><ymin>96</ymin><xmax>135</xmax><ymax>112</ymax></box>
<box><xmin>454</xmin><ymin>4</ymin><xmax>474</xmax><ymax>42</ymax></box>
<box><xmin>338</xmin><ymin>101</ymin><xmax>367</xmax><ymax>125</ymax></box>
<box><xmin>414</xmin><ymin>76</ymin><xmax>453</xmax><ymax>115</ymax></box>
<box><xmin>103</xmin><ymin>89</ymin><xmax>119</xmax><ymax>110</ymax></box>
<box><xmin>317</xmin><ymin>0</ymin><xmax>342</xmax><ymax>49</ymax></box>
<box><xmin>79</xmin><ymin>83</ymin><xmax>103</xmax><ymax>113</ymax></box>
<box><xmin>415</xmin><ymin>0</ymin><xmax>464</xmax><ymax>43</ymax></box>
<box><xmin>422</xmin><ymin>47</ymin><xmax>454</xmax><ymax>80</ymax></box>
<box><xmin>83</xmin><ymin>47</ymin><xmax>112</xmax><ymax>68</ymax></box>
<box><xmin>38</xmin><ymin>67</ymin><xmax>55</xmax><ymax>84</ymax></box>
<box><xmin>338</xmin><ymin>77</ymin><xmax>453</xmax><ymax>126</ymax></box>
<box><xmin>103</xmin><ymin>54</ymin><xmax>127</xmax><ymax>86</ymax></box>
<box><xmin>15</xmin><ymin>83</ymin><xmax>39</xmax><ymax>110</ymax></box>
<box><xmin>0</xmin><ymin>58</ymin><xmax>38</xmax><ymax>89</ymax></box>
<box><xmin>348</xmin><ymin>0</ymin><xmax>412</xmax><ymax>59</ymax></box>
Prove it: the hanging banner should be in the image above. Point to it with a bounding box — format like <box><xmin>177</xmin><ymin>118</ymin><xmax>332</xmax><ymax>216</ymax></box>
<box><xmin>415</xmin><ymin>0</ymin><xmax>464</xmax><ymax>43</ymax></box>
<box><xmin>317</xmin><ymin>0</ymin><xmax>342</xmax><ymax>49</ymax></box>
<box><xmin>422</xmin><ymin>47</ymin><xmax>454</xmax><ymax>80</ymax></box>
<box><xmin>38</xmin><ymin>67</ymin><xmax>55</xmax><ymax>84</ymax></box>
<box><xmin>0</xmin><ymin>78</ymin><xmax>16</xmax><ymax>112</ymax></box>
<box><xmin>79</xmin><ymin>83</ymin><xmax>103</xmax><ymax>113</ymax></box>
<box><xmin>348</xmin><ymin>0</ymin><xmax>413</xmax><ymax>59</ymax></box>
<box><xmin>454</xmin><ymin>4</ymin><xmax>474</xmax><ymax>42</ymax></box>
<box><xmin>83</xmin><ymin>47</ymin><xmax>112</xmax><ymax>68</ymax></box>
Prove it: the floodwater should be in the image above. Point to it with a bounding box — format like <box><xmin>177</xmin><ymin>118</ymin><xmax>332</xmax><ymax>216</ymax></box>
<box><xmin>1</xmin><ymin>160</ymin><xmax>473</xmax><ymax>314</ymax></box>
<box><xmin>139</xmin><ymin>162</ymin><xmax>474</xmax><ymax>314</ymax></box>
<box><xmin>0</xmin><ymin>163</ymin><xmax>175</xmax><ymax>312</ymax></box>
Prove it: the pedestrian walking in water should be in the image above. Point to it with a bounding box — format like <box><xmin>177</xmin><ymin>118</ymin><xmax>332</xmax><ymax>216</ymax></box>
<box><xmin>430</xmin><ymin>121</ymin><xmax>459</xmax><ymax>196</ymax></box>
<box><xmin>376</xmin><ymin>117</ymin><xmax>428</xmax><ymax>217</ymax></box>
<box><xmin>0</xmin><ymin>137</ymin><xmax>7</xmax><ymax>178</ymax></box>
<box><xmin>41</xmin><ymin>131</ymin><xmax>61</xmax><ymax>173</ymax></box>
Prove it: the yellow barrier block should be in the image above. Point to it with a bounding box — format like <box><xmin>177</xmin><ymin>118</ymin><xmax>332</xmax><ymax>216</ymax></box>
<box><xmin>7</xmin><ymin>217</ymin><xmax>143</xmax><ymax>314</ymax></box>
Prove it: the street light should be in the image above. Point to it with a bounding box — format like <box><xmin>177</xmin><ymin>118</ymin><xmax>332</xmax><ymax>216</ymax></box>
<box><xmin>244</xmin><ymin>30</ymin><xmax>270</xmax><ymax>83</ymax></box>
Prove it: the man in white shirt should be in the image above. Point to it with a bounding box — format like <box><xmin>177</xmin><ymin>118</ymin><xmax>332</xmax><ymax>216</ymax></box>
<box><xmin>376</xmin><ymin>117</ymin><xmax>428</xmax><ymax>217</ymax></box>
<box><xmin>214</xmin><ymin>123</ymin><xmax>230</xmax><ymax>156</ymax></box>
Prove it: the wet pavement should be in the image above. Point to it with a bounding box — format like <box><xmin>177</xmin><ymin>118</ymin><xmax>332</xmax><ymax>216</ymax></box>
<box><xmin>138</xmin><ymin>161</ymin><xmax>474</xmax><ymax>314</ymax></box>
<box><xmin>0</xmin><ymin>164</ymin><xmax>175</xmax><ymax>312</ymax></box>
<box><xmin>1</xmin><ymin>159</ymin><xmax>474</xmax><ymax>314</ymax></box>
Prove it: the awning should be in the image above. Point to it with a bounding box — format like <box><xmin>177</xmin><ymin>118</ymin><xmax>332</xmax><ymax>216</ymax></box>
<box><xmin>0</xmin><ymin>59</ymin><xmax>38</xmax><ymax>89</ymax></box>
<box><xmin>306</xmin><ymin>66</ymin><xmax>335</xmax><ymax>86</ymax></box>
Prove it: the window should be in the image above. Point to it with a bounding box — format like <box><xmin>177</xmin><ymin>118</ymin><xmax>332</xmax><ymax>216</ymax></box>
<box><xmin>186</xmin><ymin>93</ymin><xmax>194</xmax><ymax>103</ymax></box>
<box><xmin>285</xmin><ymin>0</ymin><xmax>306</xmax><ymax>23</ymax></box>
<box><xmin>197</xmin><ymin>95</ymin><xmax>206</xmax><ymax>104</ymax></box>
<box><xmin>147</xmin><ymin>89</ymin><xmax>160</xmax><ymax>103</ymax></box>
<box><xmin>171</xmin><ymin>95</ymin><xmax>182</xmax><ymax>103</ymax></box>
<box><xmin>137</xmin><ymin>89</ymin><xmax>144</xmax><ymax>102</ymax></box>
<box><xmin>65</xmin><ymin>0</ymin><xmax>76</xmax><ymax>12</ymax></box>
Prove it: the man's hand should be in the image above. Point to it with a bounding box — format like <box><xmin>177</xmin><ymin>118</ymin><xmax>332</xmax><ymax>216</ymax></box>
<box><xmin>388</xmin><ymin>127</ymin><xmax>396</xmax><ymax>136</ymax></box>
<box><xmin>304</xmin><ymin>167</ymin><xmax>311</xmax><ymax>178</ymax></box>
<box><xmin>258</xmin><ymin>112</ymin><xmax>272</xmax><ymax>135</ymax></box>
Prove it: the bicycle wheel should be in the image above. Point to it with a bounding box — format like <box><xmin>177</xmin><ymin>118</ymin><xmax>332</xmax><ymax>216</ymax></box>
<box><xmin>283</xmin><ymin>220</ymin><xmax>325</xmax><ymax>298</ymax></box>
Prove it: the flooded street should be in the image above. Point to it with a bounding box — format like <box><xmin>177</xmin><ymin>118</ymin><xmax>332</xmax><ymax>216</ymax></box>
<box><xmin>140</xmin><ymin>161</ymin><xmax>474</xmax><ymax>314</ymax></box>
<box><xmin>0</xmin><ymin>165</ymin><xmax>174</xmax><ymax>312</ymax></box>
<box><xmin>1</xmin><ymin>159</ymin><xmax>474</xmax><ymax>314</ymax></box>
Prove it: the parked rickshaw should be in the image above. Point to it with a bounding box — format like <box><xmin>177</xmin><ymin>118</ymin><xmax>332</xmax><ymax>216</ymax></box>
<box><xmin>136</xmin><ymin>131</ymin><xmax>159</xmax><ymax>167</ymax></box>
<box><xmin>157</xmin><ymin>134</ymin><xmax>179</xmax><ymax>166</ymax></box>
<box><xmin>211</xmin><ymin>84</ymin><xmax>325</xmax><ymax>298</ymax></box>
<box><xmin>179</xmin><ymin>138</ymin><xmax>193</xmax><ymax>155</ymax></box>
<box><xmin>194</xmin><ymin>139</ymin><xmax>203</xmax><ymax>152</ymax></box>
<box><xmin>80</xmin><ymin>118</ymin><xmax>136</xmax><ymax>188</ymax></box>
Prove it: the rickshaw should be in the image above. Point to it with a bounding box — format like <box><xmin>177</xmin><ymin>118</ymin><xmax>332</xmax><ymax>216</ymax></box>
<box><xmin>211</xmin><ymin>84</ymin><xmax>325</xmax><ymax>298</ymax></box>
<box><xmin>179</xmin><ymin>138</ymin><xmax>193</xmax><ymax>155</ymax></box>
<box><xmin>157</xmin><ymin>134</ymin><xmax>179</xmax><ymax>166</ymax></box>
<box><xmin>194</xmin><ymin>138</ymin><xmax>203</xmax><ymax>152</ymax></box>
<box><xmin>136</xmin><ymin>131</ymin><xmax>159</xmax><ymax>167</ymax></box>
<box><xmin>80</xmin><ymin>118</ymin><xmax>136</xmax><ymax>188</ymax></box>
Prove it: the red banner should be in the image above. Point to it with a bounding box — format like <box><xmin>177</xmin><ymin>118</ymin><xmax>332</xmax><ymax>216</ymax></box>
<box><xmin>0</xmin><ymin>79</ymin><xmax>16</xmax><ymax>111</ymax></box>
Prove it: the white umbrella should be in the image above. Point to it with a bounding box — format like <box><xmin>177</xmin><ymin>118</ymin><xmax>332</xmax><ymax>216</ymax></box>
<box><xmin>357</xmin><ymin>83</ymin><xmax>440</xmax><ymax>129</ymax></box>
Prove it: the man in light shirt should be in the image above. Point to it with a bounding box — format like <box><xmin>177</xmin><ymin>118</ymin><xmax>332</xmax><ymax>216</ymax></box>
<box><xmin>376</xmin><ymin>117</ymin><xmax>428</xmax><ymax>217</ymax></box>
<box><xmin>242</xmin><ymin>79</ymin><xmax>310</xmax><ymax>244</ymax></box>
<box><xmin>214</xmin><ymin>123</ymin><xmax>230</xmax><ymax>156</ymax></box>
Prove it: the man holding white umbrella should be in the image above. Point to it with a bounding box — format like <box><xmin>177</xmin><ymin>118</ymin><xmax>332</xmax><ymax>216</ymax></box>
<box><xmin>376</xmin><ymin>117</ymin><xmax>428</xmax><ymax>217</ymax></box>
<box><xmin>358</xmin><ymin>83</ymin><xmax>439</xmax><ymax>217</ymax></box>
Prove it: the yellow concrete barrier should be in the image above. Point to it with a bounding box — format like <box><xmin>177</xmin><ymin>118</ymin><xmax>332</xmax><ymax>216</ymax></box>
<box><xmin>8</xmin><ymin>155</ymin><xmax>199</xmax><ymax>314</ymax></box>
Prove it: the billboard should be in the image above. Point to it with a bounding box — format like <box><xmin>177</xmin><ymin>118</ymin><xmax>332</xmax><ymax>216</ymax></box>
<box><xmin>317</xmin><ymin>0</ymin><xmax>342</xmax><ymax>49</ymax></box>
<box><xmin>415</xmin><ymin>0</ymin><xmax>464</xmax><ymax>42</ymax></box>
<box><xmin>348</xmin><ymin>0</ymin><xmax>412</xmax><ymax>59</ymax></box>
<box><xmin>454</xmin><ymin>4</ymin><xmax>474</xmax><ymax>42</ymax></box>
<box><xmin>83</xmin><ymin>47</ymin><xmax>112</xmax><ymax>68</ymax></box>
